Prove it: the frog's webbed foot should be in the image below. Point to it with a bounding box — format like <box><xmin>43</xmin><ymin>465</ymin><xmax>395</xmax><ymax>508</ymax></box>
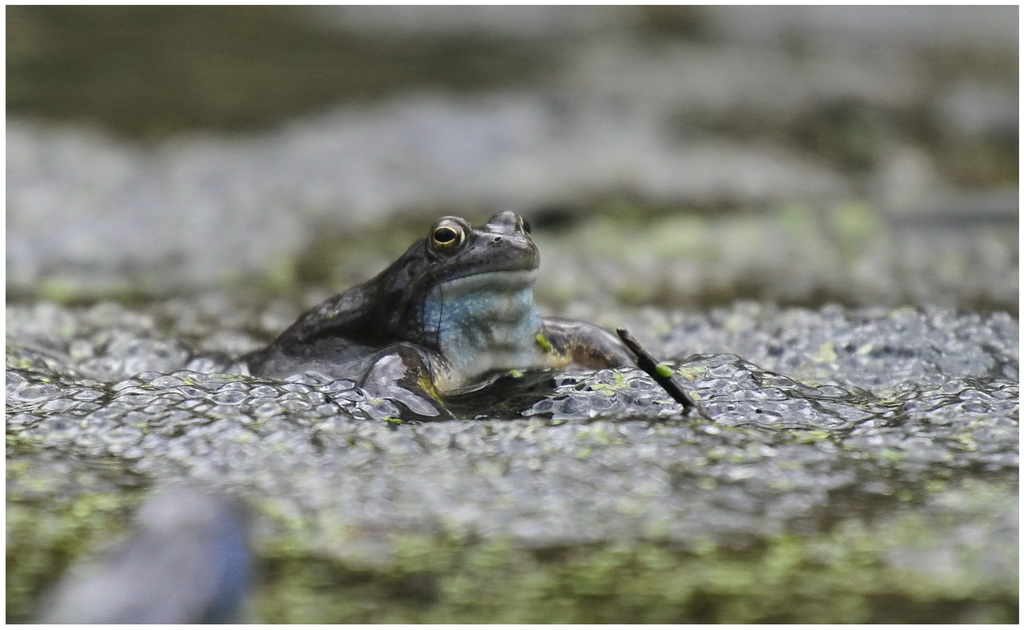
<box><xmin>541</xmin><ymin>317</ymin><xmax>634</xmax><ymax>368</ymax></box>
<box><xmin>359</xmin><ymin>345</ymin><xmax>454</xmax><ymax>422</ymax></box>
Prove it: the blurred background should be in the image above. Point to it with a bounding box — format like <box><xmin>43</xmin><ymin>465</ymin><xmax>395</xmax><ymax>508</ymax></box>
<box><xmin>7</xmin><ymin>5</ymin><xmax>1018</xmax><ymax>311</ymax></box>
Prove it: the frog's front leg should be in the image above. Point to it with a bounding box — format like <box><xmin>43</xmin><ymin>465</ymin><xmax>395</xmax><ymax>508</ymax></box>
<box><xmin>359</xmin><ymin>345</ymin><xmax>454</xmax><ymax>421</ymax></box>
<box><xmin>540</xmin><ymin>317</ymin><xmax>634</xmax><ymax>369</ymax></box>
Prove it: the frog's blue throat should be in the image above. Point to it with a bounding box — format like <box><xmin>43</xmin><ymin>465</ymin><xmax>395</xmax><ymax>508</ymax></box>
<box><xmin>421</xmin><ymin>268</ymin><xmax>545</xmax><ymax>388</ymax></box>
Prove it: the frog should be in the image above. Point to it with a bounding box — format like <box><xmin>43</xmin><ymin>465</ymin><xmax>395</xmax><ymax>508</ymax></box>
<box><xmin>245</xmin><ymin>210</ymin><xmax>634</xmax><ymax>420</ymax></box>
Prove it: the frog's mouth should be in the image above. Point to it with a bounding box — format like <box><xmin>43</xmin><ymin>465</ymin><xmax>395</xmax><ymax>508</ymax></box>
<box><xmin>436</xmin><ymin>267</ymin><xmax>538</xmax><ymax>295</ymax></box>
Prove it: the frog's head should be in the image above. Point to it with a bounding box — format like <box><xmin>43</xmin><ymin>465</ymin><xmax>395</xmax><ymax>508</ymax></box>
<box><xmin>373</xmin><ymin>210</ymin><xmax>543</xmax><ymax>353</ymax></box>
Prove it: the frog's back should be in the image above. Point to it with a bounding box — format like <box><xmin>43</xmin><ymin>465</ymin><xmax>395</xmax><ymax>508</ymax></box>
<box><xmin>245</xmin><ymin>285</ymin><xmax>384</xmax><ymax>380</ymax></box>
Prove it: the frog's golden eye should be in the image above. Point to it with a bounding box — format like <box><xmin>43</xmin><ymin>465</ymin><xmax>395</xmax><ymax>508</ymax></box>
<box><xmin>430</xmin><ymin>221</ymin><xmax>466</xmax><ymax>252</ymax></box>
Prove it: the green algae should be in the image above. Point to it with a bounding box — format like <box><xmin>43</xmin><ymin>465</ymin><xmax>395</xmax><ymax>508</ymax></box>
<box><xmin>8</xmin><ymin>473</ymin><xmax>1015</xmax><ymax>624</ymax></box>
<box><xmin>6</xmin><ymin>488</ymin><xmax>147</xmax><ymax>622</ymax></box>
<box><xmin>249</xmin><ymin>492</ymin><xmax>1018</xmax><ymax>623</ymax></box>
<box><xmin>534</xmin><ymin>332</ymin><xmax>553</xmax><ymax>354</ymax></box>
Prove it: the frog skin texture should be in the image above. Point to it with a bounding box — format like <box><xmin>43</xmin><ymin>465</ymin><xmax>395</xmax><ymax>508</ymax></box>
<box><xmin>246</xmin><ymin>211</ymin><xmax>633</xmax><ymax>420</ymax></box>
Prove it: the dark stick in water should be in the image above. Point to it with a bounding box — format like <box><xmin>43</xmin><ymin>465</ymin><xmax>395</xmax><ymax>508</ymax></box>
<box><xmin>617</xmin><ymin>327</ymin><xmax>703</xmax><ymax>417</ymax></box>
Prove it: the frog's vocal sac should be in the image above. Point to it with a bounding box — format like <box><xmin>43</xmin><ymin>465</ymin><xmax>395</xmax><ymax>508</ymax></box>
<box><xmin>246</xmin><ymin>210</ymin><xmax>633</xmax><ymax>420</ymax></box>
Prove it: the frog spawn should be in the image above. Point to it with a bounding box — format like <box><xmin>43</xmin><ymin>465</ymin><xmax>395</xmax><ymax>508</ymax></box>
<box><xmin>6</xmin><ymin>299</ymin><xmax>1019</xmax><ymax>622</ymax></box>
<box><xmin>7</xmin><ymin>298</ymin><xmax>1016</xmax><ymax>433</ymax></box>
<box><xmin>523</xmin><ymin>352</ymin><xmax>1017</xmax><ymax>438</ymax></box>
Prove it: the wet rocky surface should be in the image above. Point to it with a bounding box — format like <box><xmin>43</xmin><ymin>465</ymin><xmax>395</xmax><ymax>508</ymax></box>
<box><xmin>6</xmin><ymin>5</ymin><xmax>1019</xmax><ymax>623</ymax></box>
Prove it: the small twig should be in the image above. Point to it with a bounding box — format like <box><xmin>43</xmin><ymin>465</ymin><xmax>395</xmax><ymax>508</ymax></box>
<box><xmin>617</xmin><ymin>327</ymin><xmax>704</xmax><ymax>417</ymax></box>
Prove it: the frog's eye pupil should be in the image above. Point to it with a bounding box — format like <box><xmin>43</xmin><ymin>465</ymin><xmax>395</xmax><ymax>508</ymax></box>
<box><xmin>521</xmin><ymin>219</ymin><xmax>532</xmax><ymax>235</ymax></box>
<box><xmin>431</xmin><ymin>224</ymin><xmax>465</xmax><ymax>251</ymax></box>
<box><xmin>434</xmin><ymin>227</ymin><xmax>457</xmax><ymax>243</ymax></box>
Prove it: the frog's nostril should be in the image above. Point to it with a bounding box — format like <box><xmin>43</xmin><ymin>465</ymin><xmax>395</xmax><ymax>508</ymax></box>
<box><xmin>493</xmin><ymin>236</ymin><xmax>503</xmax><ymax>242</ymax></box>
